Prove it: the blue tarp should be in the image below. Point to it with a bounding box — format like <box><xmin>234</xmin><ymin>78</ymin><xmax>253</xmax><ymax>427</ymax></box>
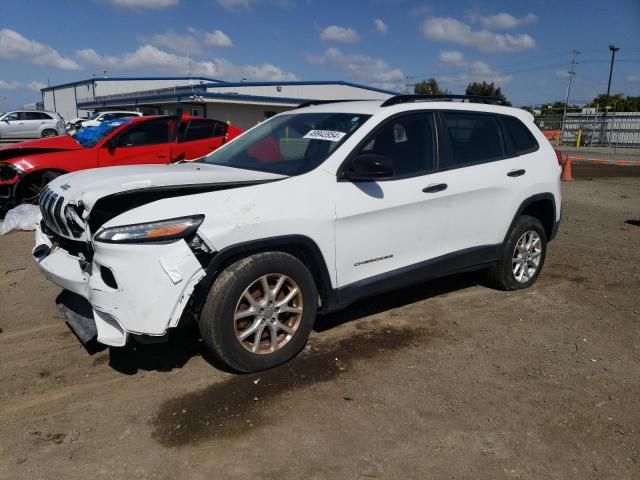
<box><xmin>75</xmin><ymin>118</ymin><xmax>133</xmax><ymax>148</ymax></box>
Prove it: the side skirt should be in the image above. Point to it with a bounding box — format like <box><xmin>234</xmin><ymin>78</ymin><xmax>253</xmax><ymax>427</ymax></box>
<box><xmin>326</xmin><ymin>245</ymin><xmax>501</xmax><ymax>311</ymax></box>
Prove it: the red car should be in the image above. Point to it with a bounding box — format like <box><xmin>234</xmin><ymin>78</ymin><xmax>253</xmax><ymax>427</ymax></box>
<box><xmin>0</xmin><ymin>114</ymin><xmax>243</xmax><ymax>207</ymax></box>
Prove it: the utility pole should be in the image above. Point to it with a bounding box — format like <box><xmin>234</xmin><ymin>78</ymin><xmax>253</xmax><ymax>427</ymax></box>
<box><xmin>560</xmin><ymin>49</ymin><xmax>579</xmax><ymax>145</ymax></box>
<box><xmin>600</xmin><ymin>45</ymin><xmax>620</xmax><ymax>145</ymax></box>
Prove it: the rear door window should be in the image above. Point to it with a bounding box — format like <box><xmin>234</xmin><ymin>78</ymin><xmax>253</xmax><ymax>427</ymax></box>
<box><xmin>440</xmin><ymin>112</ymin><xmax>505</xmax><ymax>169</ymax></box>
<box><xmin>26</xmin><ymin>112</ymin><xmax>51</xmax><ymax>120</ymax></box>
<box><xmin>182</xmin><ymin>120</ymin><xmax>218</xmax><ymax>142</ymax></box>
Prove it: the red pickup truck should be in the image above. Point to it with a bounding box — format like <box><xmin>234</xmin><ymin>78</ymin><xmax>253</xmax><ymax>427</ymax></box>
<box><xmin>0</xmin><ymin>114</ymin><xmax>243</xmax><ymax>207</ymax></box>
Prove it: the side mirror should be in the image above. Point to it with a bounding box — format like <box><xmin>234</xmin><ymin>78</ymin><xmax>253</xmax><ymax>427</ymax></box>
<box><xmin>105</xmin><ymin>138</ymin><xmax>117</xmax><ymax>150</ymax></box>
<box><xmin>342</xmin><ymin>153</ymin><xmax>394</xmax><ymax>181</ymax></box>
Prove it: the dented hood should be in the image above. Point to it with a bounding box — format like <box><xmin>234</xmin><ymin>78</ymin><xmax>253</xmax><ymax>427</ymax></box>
<box><xmin>0</xmin><ymin>136</ymin><xmax>84</xmax><ymax>161</ymax></box>
<box><xmin>47</xmin><ymin>162</ymin><xmax>285</xmax><ymax>210</ymax></box>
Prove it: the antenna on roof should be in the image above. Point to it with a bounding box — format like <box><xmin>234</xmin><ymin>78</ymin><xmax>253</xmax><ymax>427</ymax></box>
<box><xmin>103</xmin><ymin>70</ymin><xmax>108</xmax><ymax>79</ymax></box>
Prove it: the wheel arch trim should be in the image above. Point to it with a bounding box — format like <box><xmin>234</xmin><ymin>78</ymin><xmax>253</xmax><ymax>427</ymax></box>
<box><xmin>505</xmin><ymin>192</ymin><xmax>558</xmax><ymax>243</ymax></box>
<box><xmin>193</xmin><ymin>234</ymin><xmax>335</xmax><ymax>314</ymax></box>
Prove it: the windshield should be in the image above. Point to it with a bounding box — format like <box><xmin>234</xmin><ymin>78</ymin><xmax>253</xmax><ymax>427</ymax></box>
<box><xmin>200</xmin><ymin>112</ymin><xmax>371</xmax><ymax>175</ymax></box>
<box><xmin>88</xmin><ymin>112</ymin><xmax>101</xmax><ymax>120</ymax></box>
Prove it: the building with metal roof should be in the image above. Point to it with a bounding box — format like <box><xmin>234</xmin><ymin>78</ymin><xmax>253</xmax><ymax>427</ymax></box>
<box><xmin>41</xmin><ymin>77</ymin><xmax>398</xmax><ymax>129</ymax></box>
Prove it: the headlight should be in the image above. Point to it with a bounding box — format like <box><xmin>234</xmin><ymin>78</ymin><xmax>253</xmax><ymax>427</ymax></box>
<box><xmin>94</xmin><ymin>215</ymin><xmax>204</xmax><ymax>244</ymax></box>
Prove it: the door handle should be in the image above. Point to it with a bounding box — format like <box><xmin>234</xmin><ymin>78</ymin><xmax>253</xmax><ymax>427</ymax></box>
<box><xmin>507</xmin><ymin>169</ymin><xmax>526</xmax><ymax>177</ymax></box>
<box><xmin>157</xmin><ymin>154</ymin><xmax>168</xmax><ymax>159</ymax></box>
<box><xmin>422</xmin><ymin>183</ymin><xmax>448</xmax><ymax>193</ymax></box>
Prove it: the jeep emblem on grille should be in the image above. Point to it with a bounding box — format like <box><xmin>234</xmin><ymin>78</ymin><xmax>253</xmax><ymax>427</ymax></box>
<box><xmin>60</xmin><ymin>184</ymin><xmax>71</xmax><ymax>190</ymax></box>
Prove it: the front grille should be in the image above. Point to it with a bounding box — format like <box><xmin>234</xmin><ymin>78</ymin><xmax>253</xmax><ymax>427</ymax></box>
<box><xmin>39</xmin><ymin>187</ymin><xmax>86</xmax><ymax>239</ymax></box>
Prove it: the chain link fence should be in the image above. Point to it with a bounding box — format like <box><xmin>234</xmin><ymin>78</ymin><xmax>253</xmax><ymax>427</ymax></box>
<box><xmin>532</xmin><ymin>106</ymin><xmax>640</xmax><ymax>149</ymax></box>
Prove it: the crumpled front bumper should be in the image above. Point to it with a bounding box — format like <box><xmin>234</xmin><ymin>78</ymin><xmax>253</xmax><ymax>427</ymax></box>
<box><xmin>33</xmin><ymin>224</ymin><xmax>206</xmax><ymax>347</ymax></box>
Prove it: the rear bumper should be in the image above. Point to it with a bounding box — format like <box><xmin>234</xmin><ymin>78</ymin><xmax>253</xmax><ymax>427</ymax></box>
<box><xmin>33</xmin><ymin>224</ymin><xmax>206</xmax><ymax>347</ymax></box>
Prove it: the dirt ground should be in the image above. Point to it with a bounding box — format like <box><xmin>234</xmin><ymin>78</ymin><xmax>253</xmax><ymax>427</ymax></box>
<box><xmin>1</xmin><ymin>166</ymin><xmax>639</xmax><ymax>480</ymax></box>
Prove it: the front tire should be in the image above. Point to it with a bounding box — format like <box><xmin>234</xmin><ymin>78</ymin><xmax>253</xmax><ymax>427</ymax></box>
<box><xmin>487</xmin><ymin>215</ymin><xmax>547</xmax><ymax>290</ymax></box>
<box><xmin>16</xmin><ymin>170</ymin><xmax>62</xmax><ymax>205</ymax></box>
<box><xmin>199</xmin><ymin>252</ymin><xmax>318</xmax><ymax>372</ymax></box>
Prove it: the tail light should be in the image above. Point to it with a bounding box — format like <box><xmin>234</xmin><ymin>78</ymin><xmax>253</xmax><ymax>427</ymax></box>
<box><xmin>555</xmin><ymin>150</ymin><xmax>563</xmax><ymax>165</ymax></box>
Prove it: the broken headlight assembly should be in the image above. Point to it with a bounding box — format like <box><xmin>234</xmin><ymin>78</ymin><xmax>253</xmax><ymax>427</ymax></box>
<box><xmin>0</xmin><ymin>163</ymin><xmax>21</xmax><ymax>182</ymax></box>
<box><xmin>94</xmin><ymin>215</ymin><xmax>205</xmax><ymax>244</ymax></box>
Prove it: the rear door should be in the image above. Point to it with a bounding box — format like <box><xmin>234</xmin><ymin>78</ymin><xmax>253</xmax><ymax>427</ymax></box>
<box><xmin>433</xmin><ymin>110</ymin><xmax>530</xmax><ymax>252</ymax></box>
<box><xmin>173</xmin><ymin>119</ymin><xmax>227</xmax><ymax>162</ymax></box>
<box><xmin>97</xmin><ymin>117</ymin><xmax>177</xmax><ymax>166</ymax></box>
<box><xmin>25</xmin><ymin>112</ymin><xmax>52</xmax><ymax>137</ymax></box>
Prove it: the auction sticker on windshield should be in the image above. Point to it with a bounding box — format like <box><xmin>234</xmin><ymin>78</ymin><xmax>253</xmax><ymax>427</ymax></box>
<box><xmin>303</xmin><ymin>130</ymin><xmax>346</xmax><ymax>142</ymax></box>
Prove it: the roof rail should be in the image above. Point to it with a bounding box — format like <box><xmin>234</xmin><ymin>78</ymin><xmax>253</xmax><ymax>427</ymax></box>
<box><xmin>294</xmin><ymin>99</ymin><xmax>363</xmax><ymax>109</ymax></box>
<box><xmin>381</xmin><ymin>94</ymin><xmax>506</xmax><ymax>107</ymax></box>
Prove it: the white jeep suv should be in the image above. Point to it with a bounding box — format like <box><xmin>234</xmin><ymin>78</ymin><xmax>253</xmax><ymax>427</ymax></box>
<box><xmin>33</xmin><ymin>95</ymin><xmax>562</xmax><ymax>372</ymax></box>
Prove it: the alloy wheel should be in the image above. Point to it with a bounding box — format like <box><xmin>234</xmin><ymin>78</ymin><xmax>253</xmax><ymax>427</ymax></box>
<box><xmin>234</xmin><ymin>273</ymin><xmax>304</xmax><ymax>354</ymax></box>
<box><xmin>511</xmin><ymin>230</ymin><xmax>542</xmax><ymax>283</ymax></box>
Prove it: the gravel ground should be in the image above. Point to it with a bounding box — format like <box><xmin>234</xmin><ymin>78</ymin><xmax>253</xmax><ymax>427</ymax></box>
<box><xmin>0</xmin><ymin>169</ymin><xmax>638</xmax><ymax>480</ymax></box>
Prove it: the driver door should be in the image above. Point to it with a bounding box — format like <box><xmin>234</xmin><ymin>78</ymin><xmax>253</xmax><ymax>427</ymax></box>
<box><xmin>1</xmin><ymin>112</ymin><xmax>27</xmax><ymax>138</ymax></box>
<box><xmin>97</xmin><ymin>118</ymin><xmax>176</xmax><ymax>166</ymax></box>
<box><xmin>335</xmin><ymin>112</ymin><xmax>453</xmax><ymax>287</ymax></box>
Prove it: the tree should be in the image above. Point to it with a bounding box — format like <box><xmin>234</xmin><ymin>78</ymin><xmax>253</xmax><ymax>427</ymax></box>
<box><xmin>414</xmin><ymin>78</ymin><xmax>447</xmax><ymax>95</ymax></box>
<box><xmin>588</xmin><ymin>94</ymin><xmax>640</xmax><ymax>112</ymax></box>
<box><xmin>465</xmin><ymin>81</ymin><xmax>511</xmax><ymax>106</ymax></box>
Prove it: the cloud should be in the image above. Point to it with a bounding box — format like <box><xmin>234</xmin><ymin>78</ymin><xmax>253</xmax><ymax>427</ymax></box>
<box><xmin>0</xmin><ymin>28</ymin><xmax>81</xmax><ymax>70</ymax></box>
<box><xmin>76</xmin><ymin>45</ymin><xmax>297</xmax><ymax>81</ymax></box>
<box><xmin>374</xmin><ymin>19</ymin><xmax>388</xmax><ymax>33</ymax></box>
<box><xmin>320</xmin><ymin>26</ymin><xmax>360</xmax><ymax>44</ymax></box>
<box><xmin>469</xmin><ymin>12</ymin><xmax>537</xmax><ymax>30</ymax></box>
<box><xmin>141</xmin><ymin>28</ymin><xmax>233</xmax><ymax>54</ymax></box>
<box><xmin>422</xmin><ymin>17</ymin><xmax>535</xmax><ymax>53</ymax></box>
<box><xmin>307</xmin><ymin>47</ymin><xmax>404</xmax><ymax>91</ymax></box>
<box><xmin>0</xmin><ymin>80</ymin><xmax>21</xmax><ymax>90</ymax></box>
<box><xmin>204</xmin><ymin>30</ymin><xmax>233</xmax><ymax>47</ymax></box>
<box><xmin>216</xmin><ymin>0</ymin><xmax>254</xmax><ymax>10</ymax></box>
<box><xmin>27</xmin><ymin>81</ymin><xmax>47</xmax><ymax>91</ymax></box>
<box><xmin>142</xmin><ymin>31</ymin><xmax>203</xmax><ymax>55</ymax></box>
<box><xmin>628</xmin><ymin>74</ymin><xmax>640</xmax><ymax>82</ymax></box>
<box><xmin>215</xmin><ymin>0</ymin><xmax>294</xmax><ymax>10</ymax></box>
<box><xmin>0</xmin><ymin>79</ymin><xmax>47</xmax><ymax>91</ymax></box>
<box><xmin>102</xmin><ymin>0</ymin><xmax>178</xmax><ymax>8</ymax></box>
<box><xmin>437</xmin><ymin>50</ymin><xmax>513</xmax><ymax>86</ymax></box>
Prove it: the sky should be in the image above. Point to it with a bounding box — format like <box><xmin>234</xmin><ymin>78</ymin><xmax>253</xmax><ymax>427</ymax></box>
<box><xmin>1</xmin><ymin>0</ymin><xmax>639</xmax><ymax>110</ymax></box>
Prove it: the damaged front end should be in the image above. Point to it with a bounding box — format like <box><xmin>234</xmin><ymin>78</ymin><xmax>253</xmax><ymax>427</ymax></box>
<box><xmin>0</xmin><ymin>163</ymin><xmax>24</xmax><ymax>207</ymax></box>
<box><xmin>33</xmin><ymin>189</ymin><xmax>214</xmax><ymax>347</ymax></box>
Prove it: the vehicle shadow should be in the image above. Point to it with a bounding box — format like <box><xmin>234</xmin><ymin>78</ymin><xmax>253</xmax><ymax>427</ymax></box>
<box><xmin>106</xmin><ymin>270</ymin><xmax>486</xmax><ymax>375</ymax></box>
<box><xmin>315</xmin><ymin>270</ymin><xmax>484</xmax><ymax>332</ymax></box>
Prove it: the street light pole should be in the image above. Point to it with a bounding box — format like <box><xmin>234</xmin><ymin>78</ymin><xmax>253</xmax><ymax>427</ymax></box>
<box><xmin>606</xmin><ymin>45</ymin><xmax>620</xmax><ymax>100</ymax></box>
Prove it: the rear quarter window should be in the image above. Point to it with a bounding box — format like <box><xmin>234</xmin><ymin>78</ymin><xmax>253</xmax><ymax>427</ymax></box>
<box><xmin>502</xmin><ymin>116</ymin><xmax>539</xmax><ymax>155</ymax></box>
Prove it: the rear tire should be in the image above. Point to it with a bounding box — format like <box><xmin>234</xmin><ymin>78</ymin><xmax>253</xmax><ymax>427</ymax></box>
<box><xmin>486</xmin><ymin>215</ymin><xmax>547</xmax><ymax>291</ymax></box>
<box><xmin>41</xmin><ymin>129</ymin><xmax>58</xmax><ymax>138</ymax></box>
<box><xmin>199</xmin><ymin>252</ymin><xmax>318</xmax><ymax>372</ymax></box>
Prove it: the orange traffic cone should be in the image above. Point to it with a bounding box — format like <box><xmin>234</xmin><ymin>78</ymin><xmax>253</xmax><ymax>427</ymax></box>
<box><xmin>561</xmin><ymin>153</ymin><xmax>573</xmax><ymax>181</ymax></box>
